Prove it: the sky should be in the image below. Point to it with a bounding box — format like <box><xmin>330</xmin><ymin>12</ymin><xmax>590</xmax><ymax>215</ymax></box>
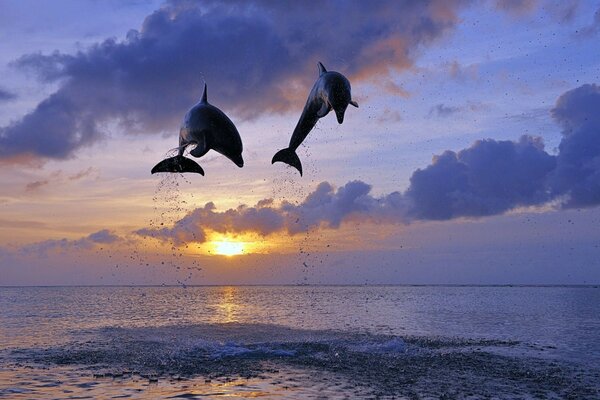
<box><xmin>1</xmin><ymin>0</ymin><xmax>600</xmax><ymax>285</ymax></box>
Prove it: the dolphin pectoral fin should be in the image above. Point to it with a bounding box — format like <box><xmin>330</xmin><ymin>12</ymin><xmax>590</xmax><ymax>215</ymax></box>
<box><xmin>317</xmin><ymin>102</ymin><xmax>330</xmax><ymax>118</ymax></box>
<box><xmin>151</xmin><ymin>155</ymin><xmax>205</xmax><ymax>175</ymax></box>
<box><xmin>350</xmin><ymin>100</ymin><xmax>359</xmax><ymax>108</ymax></box>
<box><xmin>190</xmin><ymin>145</ymin><xmax>209</xmax><ymax>158</ymax></box>
<box><xmin>272</xmin><ymin>148</ymin><xmax>303</xmax><ymax>176</ymax></box>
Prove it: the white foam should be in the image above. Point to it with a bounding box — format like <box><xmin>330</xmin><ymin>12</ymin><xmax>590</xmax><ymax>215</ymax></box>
<box><xmin>348</xmin><ymin>338</ymin><xmax>406</xmax><ymax>354</ymax></box>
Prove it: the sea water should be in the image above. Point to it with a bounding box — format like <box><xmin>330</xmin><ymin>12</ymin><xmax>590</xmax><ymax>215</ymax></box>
<box><xmin>1</xmin><ymin>285</ymin><xmax>599</xmax><ymax>398</ymax></box>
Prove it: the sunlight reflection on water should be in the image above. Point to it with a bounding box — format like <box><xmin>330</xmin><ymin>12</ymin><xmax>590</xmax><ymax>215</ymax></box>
<box><xmin>1</xmin><ymin>286</ymin><xmax>599</xmax><ymax>398</ymax></box>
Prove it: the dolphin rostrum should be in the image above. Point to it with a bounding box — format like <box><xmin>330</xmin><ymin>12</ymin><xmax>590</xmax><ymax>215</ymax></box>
<box><xmin>151</xmin><ymin>83</ymin><xmax>244</xmax><ymax>175</ymax></box>
<box><xmin>272</xmin><ymin>62</ymin><xmax>358</xmax><ymax>176</ymax></box>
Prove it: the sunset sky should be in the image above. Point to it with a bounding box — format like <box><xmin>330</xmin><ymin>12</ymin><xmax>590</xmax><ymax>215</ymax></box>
<box><xmin>1</xmin><ymin>0</ymin><xmax>600</xmax><ymax>285</ymax></box>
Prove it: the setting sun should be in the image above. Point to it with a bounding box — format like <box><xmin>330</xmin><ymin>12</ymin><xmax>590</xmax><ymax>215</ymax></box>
<box><xmin>212</xmin><ymin>241</ymin><xmax>245</xmax><ymax>256</ymax></box>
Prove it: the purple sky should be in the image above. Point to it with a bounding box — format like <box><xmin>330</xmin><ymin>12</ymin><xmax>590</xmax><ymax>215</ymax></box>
<box><xmin>1</xmin><ymin>0</ymin><xmax>600</xmax><ymax>285</ymax></box>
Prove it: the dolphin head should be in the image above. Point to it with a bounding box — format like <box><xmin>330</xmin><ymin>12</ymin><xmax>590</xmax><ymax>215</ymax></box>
<box><xmin>333</xmin><ymin>104</ymin><xmax>349</xmax><ymax>124</ymax></box>
<box><xmin>327</xmin><ymin>74</ymin><xmax>355</xmax><ymax>124</ymax></box>
<box><xmin>330</xmin><ymin>93</ymin><xmax>352</xmax><ymax>124</ymax></box>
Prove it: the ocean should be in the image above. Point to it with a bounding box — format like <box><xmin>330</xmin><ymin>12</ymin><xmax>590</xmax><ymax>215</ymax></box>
<box><xmin>1</xmin><ymin>285</ymin><xmax>599</xmax><ymax>398</ymax></box>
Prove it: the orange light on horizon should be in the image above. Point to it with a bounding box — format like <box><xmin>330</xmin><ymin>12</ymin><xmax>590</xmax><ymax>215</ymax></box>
<box><xmin>212</xmin><ymin>240</ymin><xmax>245</xmax><ymax>256</ymax></box>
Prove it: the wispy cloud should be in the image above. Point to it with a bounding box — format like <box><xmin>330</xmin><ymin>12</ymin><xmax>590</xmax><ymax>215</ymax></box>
<box><xmin>494</xmin><ymin>0</ymin><xmax>538</xmax><ymax>17</ymax></box>
<box><xmin>428</xmin><ymin>101</ymin><xmax>489</xmax><ymax>118</ymax></box>
<box><xmin>24</xmin><ymin>167</ymin><xmax>98</xmax><ymax>192</ymax></box>
<box><xmin>0</xmin><ymin>88</ymin><xmax>16</xmax><ymax>102</ymax></box>
<box><xmin>446</xmin><ymin>60</ymin><xmax>479</xmax><ymax>82</ymax></box>
<box><xmin>576</xmin><ymin>6</ymin><xmax>600</xmax><ymax>38</ymax></box>
<box><xmin>24</xmin><ymin>179</ymin><xmax>51</xmax><ymax>192</ymax></box>
<box><xmin>19</xmin><ymin>229</ymin><xmax>122</xmax><ymax>256</ymax></box>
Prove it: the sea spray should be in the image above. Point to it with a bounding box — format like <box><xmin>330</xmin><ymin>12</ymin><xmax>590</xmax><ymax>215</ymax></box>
<box><xmin>141</xmin><ymin>148</ymin><xmax>203</xmax><ymax>285</ymax></box>
<box><xmin>271</xmin><ymin>128</ymin><xmax>332</xmax><ymax>285</ymax></box>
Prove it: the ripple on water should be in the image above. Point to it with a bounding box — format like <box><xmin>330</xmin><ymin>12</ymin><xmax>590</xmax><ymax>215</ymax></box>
<box><xmin>2</xmin><ymin>322</ymin><xmax>599</xmax><ymax>399</ymax></box>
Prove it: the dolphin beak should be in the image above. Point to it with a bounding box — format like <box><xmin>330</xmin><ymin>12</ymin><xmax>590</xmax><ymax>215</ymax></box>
<box><xmin>335</xmin><ymin>110</ymin><xmax>345</xmax><ymax>124</ymax></box>
<box><xmin>234</xmin><ymin>155</ymin><xmax>244</xmax><ymax>168</ymax></box>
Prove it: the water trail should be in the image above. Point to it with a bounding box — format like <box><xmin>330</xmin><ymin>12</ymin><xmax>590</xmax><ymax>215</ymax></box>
<box><xmin>139</xmin><ymin>148</ymin><xmax>203</xmax><ymax>286</ymax></box>
<box><xmin>270</xmin><ymin>128</ymin><xmax>331</xmax><ymax>284</ymax></box>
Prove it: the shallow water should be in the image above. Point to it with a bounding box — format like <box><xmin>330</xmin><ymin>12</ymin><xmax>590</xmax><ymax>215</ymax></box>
<box><xmin>1</xmin><ymin>286</ymin><xmax>599</xmax><ymax>398</ymax></box>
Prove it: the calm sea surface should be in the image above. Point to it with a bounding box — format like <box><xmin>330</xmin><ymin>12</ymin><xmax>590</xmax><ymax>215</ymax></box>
<box><xmin>1</xmin><ymin>286</ymin><xmax>599</xmax><ymax>398</ymax></box>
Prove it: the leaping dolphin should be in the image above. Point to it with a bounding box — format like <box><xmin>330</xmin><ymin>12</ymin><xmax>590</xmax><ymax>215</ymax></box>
<box><xmin>272</xmin><ymin>62</ymin><xmax>358</xmax><ymax>176</ymax></box>
<box><xmin>151</xmin><ymin>84</ymin><xmax>244</xmax><ymax>175</ymax></box>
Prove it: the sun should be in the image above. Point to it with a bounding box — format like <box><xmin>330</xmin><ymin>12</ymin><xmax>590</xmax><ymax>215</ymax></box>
<box><xmin>212</xmin><ymin>240</ymin><xmax>245</xmax><ymax>256</ymax></box>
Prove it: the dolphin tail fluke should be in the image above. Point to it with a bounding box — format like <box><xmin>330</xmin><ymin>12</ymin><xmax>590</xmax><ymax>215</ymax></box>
<box><xmin>272</xmin><ymin>148</ymin><xmax>303</xmax><ymax>176</ymax></box>
<box><xmin>151</xmin><ymin>155</ymin><xmax>205</xmax><ymax>175</ymax></box>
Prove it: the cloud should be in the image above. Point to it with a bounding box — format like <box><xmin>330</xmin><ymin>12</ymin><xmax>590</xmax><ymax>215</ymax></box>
<box><xmin>377</xmin><ymin>108</ymin><xmax>402</xmax><ymax>123</ymax></box>
<box><xmin>68</xmin><ymin>167</ymin><xmax>96</xmax><ymax>181</ymax></box>
<box><xmin>20</xmin><ymin>229</ymin><xmax>123</xmax><ymax>256</ymax></box>
<box><xmin>446</xmin><ymin>60</ymin><xmax>479</xmax><ymax>82</ymax></box>
<box><xmin>1</xmin><ymin>0</ymin><xmax>467</xmax><ymax>164</ymax></box>
<box><xmin>576</xmin><ymin>7</ymin><xmax>600</xmax><ymax>37</ymax></box>
<box><xmin>25</xmin><ymin>179</ymin><xmax>50</xmax><ymax>192</ymax></box>
<box><xmin>428</xmin><ymin>103</ymin><xmax>462</xmax><ymax>117</ymax></box>
<box><xmin>405</xmin><ymin>136</ymin><xmax>556</xmax><ymax>220</ymax></box>
<box><xmin>14</xmin><ymin>83</ymin><xmax>599</xmax><ymax>249</ymax></box>
<box><xmin>138</xmin><ymin>84</ymin><xmax>600</xmax><ymax>243</ymax></box>
<box><xmin>137</xmin><ymin>137</ymin><xmax>557</xmax><ymax>244</ymax></box>
<box><xmin>494</xmin><ymin>0</ymin><xmax>538</xmax><ymax>16</ymax></box>
<box><xmin>0</xmin><ymin>88</ymin><xmax>16</xmax><ymax>102</ymax></box>
<box><xmin>550</xmin><ymin>84</ymin><xmax>600</xmax><ymax>207</ymax></box>
<box><xmin>136</xmin><ymin>180</ymin><xmax>409</xmax><ymax>244</ymax></box>
<box><xmin>24</xmin><ymin>167</ymin><xmax>97</xmax><ymax>192</ymax></box>
<box><xmin>428</xmin><ymin>102</ymin><xmax>489</xmax><ymax>118</ymax></box>
<box><xmin>87</xmin><ymin>229</ymin><xmax>121</xmax><ymax>244</ymax></box>
<box><xmin>545</xmin><ymin>0</ymin><xmax>579</xmax><ymax>23</ymax></box>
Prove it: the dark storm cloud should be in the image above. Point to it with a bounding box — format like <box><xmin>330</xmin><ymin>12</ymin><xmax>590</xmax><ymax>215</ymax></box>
<box><xmin>1</xmin><ymin>0</ymin><xmax>467</xmax><ymax>163</ymax></box>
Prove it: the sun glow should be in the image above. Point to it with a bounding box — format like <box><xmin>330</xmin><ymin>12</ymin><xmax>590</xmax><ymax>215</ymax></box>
<box><xmin>202</xmin><ymin>232</ymin><xmax>276</xmax><ymax>256</ymax></box>
<box><xmin>212</xmin><ymin>240</ymin><xmax>245</xmax><ymax>256</ymax></box>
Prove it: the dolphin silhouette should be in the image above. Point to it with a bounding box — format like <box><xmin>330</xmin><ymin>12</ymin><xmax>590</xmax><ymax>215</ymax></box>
<box><xmin>272</xmin><ymin>62</ymin><xmax>358</xmax><ymax>176</ymax></box>
<box><xmin>151</xmin><ymin>84</ymin><xmax>244</xmax><ymax>175</ymax></box>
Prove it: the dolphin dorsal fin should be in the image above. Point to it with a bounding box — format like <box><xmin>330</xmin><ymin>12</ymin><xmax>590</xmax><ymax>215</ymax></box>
<box><xmin>201</xmin><ymin>83</ymin><xmax>208</xmax><ymax>103</ymax></box>
<box><xmin>317</xmin><ymin>61</ymin><xmax>327</xmax><ymax>76</ymax></box>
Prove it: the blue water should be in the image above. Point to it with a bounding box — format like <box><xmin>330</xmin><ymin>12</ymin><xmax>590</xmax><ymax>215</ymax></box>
<box><xmin>1</xmin><ymin>286</ymin><xmax>599</xmax><ymax>398</ymax></box>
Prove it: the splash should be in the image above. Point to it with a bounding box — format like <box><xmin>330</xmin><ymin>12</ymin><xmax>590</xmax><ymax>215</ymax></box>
<box><xmin>140</xmin><ymin>148</ymin><xmax>204</xmax><ymax>286</ymax></box>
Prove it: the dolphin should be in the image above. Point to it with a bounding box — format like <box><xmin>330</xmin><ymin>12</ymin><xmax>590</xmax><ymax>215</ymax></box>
<box><xmin>151</xmin><ymin>83</ymin><xmax>244</xmax><ymax>175</ymax></box>
<box><xmin>272</xmin><ymin>62</ymin><xmax>358</xmax><ymax>176</ymax></box>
